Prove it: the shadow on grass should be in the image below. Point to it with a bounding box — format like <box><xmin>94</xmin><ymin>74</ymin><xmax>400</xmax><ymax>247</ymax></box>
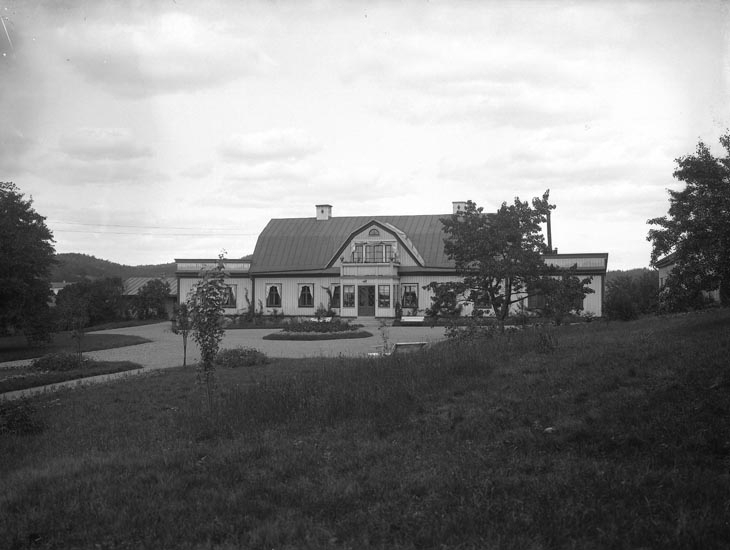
<box><xmin>0</xmin><ymin>361</ymin><xmax>143</xmax><ymax>393</ymax></box>
<box><xmin>0</xmin><ymin>333</ymin><xmax>151</xmax><ymax>363</ymax></box>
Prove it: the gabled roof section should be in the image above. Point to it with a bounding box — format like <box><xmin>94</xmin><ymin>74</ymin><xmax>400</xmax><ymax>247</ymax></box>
<box><xmin>250</xmin><ymin>214</ymin><xmax>453</xmax><ymax>274</ymax></box>
<box><xmin>325</xmin><ymin>219</ymin><xmax>426</xmax><ymax>268</ymax></box>
<box><xmin>123</xmin><ymin>277</ymin><xmax>177</xmax><ymax>296</ymax></box>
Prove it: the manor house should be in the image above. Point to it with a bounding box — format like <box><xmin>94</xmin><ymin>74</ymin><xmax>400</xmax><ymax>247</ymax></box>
<box><xmin>175</xmin><ymin>203</ymin><xmax>608</xmax><ymax>319</ymax></box>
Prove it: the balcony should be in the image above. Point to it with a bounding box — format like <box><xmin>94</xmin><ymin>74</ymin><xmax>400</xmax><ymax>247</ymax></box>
<box><xmin>341</xmin><ymin>260</ymin><xmax>400</xmax><ymax>278</ymax></box>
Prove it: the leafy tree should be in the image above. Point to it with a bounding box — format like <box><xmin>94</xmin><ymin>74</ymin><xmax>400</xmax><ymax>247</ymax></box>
<box><xmin>604</xmin><ymin>270</ymin><xmax>659</xmax><ymax>321</ymax></box>
<box><xmin>540</xmin><ymin>267</ymin><xmax>594</xmax><ymax>325</ymax></box>
<box><xmin>135</xmin><ymin>279</ymin><xmax>171</xmax><ymax>320</ymax></box>
<box><xmin>187</xmin><ymin>256</ymin><xmax>228</xmax><ymax>410</ymax></box>
<box><xmin>55</xmin><ymin>278</ymin><xmax>124</xmax><ymax>328</ymax></box>
<box><xmin>435</xmin><ymin>191</ymin><xmax>573</xmax><ymax>328</ymax></box>
<box><xmin>647</xmin><ymin>132</ymin><xmax>730</xmax><ymax>306</ymax></box>
<box><xmin>424</xmin><ymin>280</ymin><xmax>465</xmax><ymax>318</ymax></box>
<box><xmin>0</xmin><ymin>182</ymin><xmax>56</xmax><ymax>343</ymax></box>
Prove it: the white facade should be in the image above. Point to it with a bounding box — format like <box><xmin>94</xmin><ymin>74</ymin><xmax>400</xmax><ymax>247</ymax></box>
<box><xmin>175</xmin><ymin>210</ymin><xmax>608</xmax><ymax>319</ymax></box>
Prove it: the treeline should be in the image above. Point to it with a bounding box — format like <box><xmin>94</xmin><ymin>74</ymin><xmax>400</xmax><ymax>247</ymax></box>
<box><xmin>51</xmin><ymin>253</ymin><xmax>176</xmax><ymax>283</ymax></box>
<box><xmin>54</xmin><ymin>277</ymin><xmax>172</xmax><ymax>331</ymax></box>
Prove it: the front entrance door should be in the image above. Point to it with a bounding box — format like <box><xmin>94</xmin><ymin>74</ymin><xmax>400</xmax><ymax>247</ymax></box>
<box><xmin>358</xmin><ymin>285</ymin><xmax>376</xmax><ymax>316</ymax></box>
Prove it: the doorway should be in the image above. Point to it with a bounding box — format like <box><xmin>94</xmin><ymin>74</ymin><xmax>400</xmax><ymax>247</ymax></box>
<box><xmin>357</xmin><ymin>285</ymin><xmax>375</xmax><ymax>316</ymax></box>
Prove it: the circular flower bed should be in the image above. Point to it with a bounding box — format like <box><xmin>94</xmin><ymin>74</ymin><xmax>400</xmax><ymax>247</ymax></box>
<box><xmin>262</xmin><ymin>318</ymin><xmax>373</xmax><ymax>341</ymax></box>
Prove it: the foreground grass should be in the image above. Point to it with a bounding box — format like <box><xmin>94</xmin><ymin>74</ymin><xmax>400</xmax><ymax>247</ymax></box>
<box><xmin>0</xmin><ymin>361</ymin><xmax>143</xmax><ymax>394</ymax></box>
<box><xmin>1</xmin><ymin>309</ymin><xmax>729</xmax><ymax>548</ymax></box>
<box><xmin>0</xmin><ymin>333</ymin><xmax>151</xmax><ymax>363</ymax></box>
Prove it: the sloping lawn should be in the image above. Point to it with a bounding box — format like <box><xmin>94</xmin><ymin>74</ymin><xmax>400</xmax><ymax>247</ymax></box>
<box><xmin>1</xmin><ymin>309</ymin><xmax>729</xmax><ymax>548</ymax></box>
<box><xmin>0</xmin><ymin>332</ymin><xmax>150</xmax><ymax>363</ymax></box>
<box><xmin>0</xmin><ymin>361</ymin><xmax>143</xmax><ymax>394</ymax></box>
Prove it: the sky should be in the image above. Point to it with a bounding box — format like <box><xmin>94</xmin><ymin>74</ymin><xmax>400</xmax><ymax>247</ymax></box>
<box><xmin>1</xmin><ymin>0</ymin><xmax>728</xmax><ymax>270</ymax></box>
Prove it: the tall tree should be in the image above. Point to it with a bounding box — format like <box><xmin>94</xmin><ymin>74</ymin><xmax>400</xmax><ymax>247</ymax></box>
<box><xmin>55</xmin><ymin>278</ymin><xmax>125</xmax><ymax>328</ymax></box>
<box><xmin>135</xmin><ymin>279</ymin><xmax>172</xmax><ymax>320</ymax></box>
<box><xmin>436</xmin><ymin>191</ymin><xmax>555</xmax><ymax>327</ymax></box>
<box><xmin>648</xmin><ymin>133</ymin><xmax>730</xmax><ymax>306</ymax></box>
<box><xmin>0</xmin><ymin>182</ymin><xmax>56</xmax><ymax>342</ymax></box>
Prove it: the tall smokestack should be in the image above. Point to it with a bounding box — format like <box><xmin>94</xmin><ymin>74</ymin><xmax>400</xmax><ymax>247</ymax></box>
<box><xmin>547</xmin><ymin>210</ymin><xmax>553</xmax><ymax>253</ymax></box>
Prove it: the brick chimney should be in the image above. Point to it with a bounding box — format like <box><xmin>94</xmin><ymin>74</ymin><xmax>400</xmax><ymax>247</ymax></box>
<box><xmin>316</xmin><ymin>204</ymin><xmax>332</xmax><ymax>221</ymax></box>
<box><xmin>452</xmin><ymin>201</ymin><xmax>467</xmax><ymax>215</ymax></box>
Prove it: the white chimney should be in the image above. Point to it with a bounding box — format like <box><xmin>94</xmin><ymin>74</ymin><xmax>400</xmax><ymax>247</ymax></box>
<box><xmin>316</xmin><ymin>204</ymin><xmax>332</xmax><ymax>221</ymax></box>
<box><xmin>452</xmin><ymin>201</ymin><xmax>467</xmax><ymax>215</ymax></box>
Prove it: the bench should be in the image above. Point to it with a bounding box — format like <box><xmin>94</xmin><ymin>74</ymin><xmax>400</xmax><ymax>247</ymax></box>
<box><xmin>368</xmin><ymin>341</ymin><xmax>429</xmax><ymax>358</ymax></box>
<box><xmin>399</xmin><ymin>316</ymin><xmax>425</xmax><ymax>325</ymax></box>
<box><xmin>391</xmin><ymin>342</ymin><xmax>428</xmax><ymax>354</ymax></box>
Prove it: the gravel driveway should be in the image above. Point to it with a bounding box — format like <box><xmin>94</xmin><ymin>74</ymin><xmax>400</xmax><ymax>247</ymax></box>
<box><xmin>84</xmin><ymin>320</ymin><xmax>448</xmax><ymax>369</ymax></box>
<box><xmin>0</xmin><ymin>321</ymin><xmax>447</xmax><ymax>400</ymax></box>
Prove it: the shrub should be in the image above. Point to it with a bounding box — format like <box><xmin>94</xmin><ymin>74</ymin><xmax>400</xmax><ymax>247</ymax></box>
<box><xmin>0</xmin><ymin>400</ymin><xmax>44</xmax><ymax>435</ymax></box>
<box><xmin>283</xmin><ymin>319</ymin><xmax>359</xmax><ymax>334</ymax></box>
<box><xmin>215</xmin><ymin>347</ymin><xmax>268</xmax><ymax>368</ymax></box>
<box><xmin>31</xmin><ymin>352</ymin><xmax>89</xmax><ymax>371</ymax></box>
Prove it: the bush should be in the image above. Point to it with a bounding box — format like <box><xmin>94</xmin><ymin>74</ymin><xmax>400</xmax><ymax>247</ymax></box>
<box><xmin>31</xmin><ymin>352</ymin><xmax>89</xmax><ymax>371</ymax></box>
<box><xmin>0</xmin><ymin>400</ymin><xmax>44</xmax><ymax>435</ymax></box>
<box><xmin>283</xmin><ymin>319</ymin><xmax>359</xmax><ymax>334</ymax></box>
<box><xmin>214</xmin><ymin>347</ymin><xmax>268</xmax><ymax>368</ymax></box>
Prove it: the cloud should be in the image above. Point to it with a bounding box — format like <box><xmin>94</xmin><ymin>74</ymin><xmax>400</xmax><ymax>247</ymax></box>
<box><xmin>59</xmin><ymin>127</ymin><xmax>153</xmax><ymax>161</ymax></box>
<box><xmin>219</xmin><ymin>129</ymin><xmax>322</xmax><ymax>164</ymax></box>
<box><xmin>59</xmin><ymin>11</ymin><xmax>274</xmax><ymax>98</ymax></box>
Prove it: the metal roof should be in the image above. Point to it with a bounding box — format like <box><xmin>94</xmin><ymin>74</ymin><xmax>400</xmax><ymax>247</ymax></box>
<box><xmin>249</xmin><ymin>214</ymin><xmax>453</xmax><ymax>274</ymax></box>
<box><xmin>123</xmin><ymin>277</ymin><xmax>178</xmax><ymax>296</ymax></box>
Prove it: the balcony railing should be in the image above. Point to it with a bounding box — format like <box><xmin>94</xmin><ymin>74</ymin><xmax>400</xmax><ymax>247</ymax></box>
<box><xmin>341</xmin><ymin>254</ymin><xmax>400</xmax><ymax>265</ymax></box>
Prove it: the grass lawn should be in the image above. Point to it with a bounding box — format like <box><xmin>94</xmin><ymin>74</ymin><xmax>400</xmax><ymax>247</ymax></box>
<box><xmin>0</xmin><ymin>332</ymin><xmax>151</xmax><ymax>363</ymax></box>
<box><xmin>0</xmin><ymin>361</ymin><xmax>143</xmax><ymax>394</ymax></box>
<box><xmin>1</xmin><ymin>309</ymin><xmax>729</xmax><ymax>548</ymax></box>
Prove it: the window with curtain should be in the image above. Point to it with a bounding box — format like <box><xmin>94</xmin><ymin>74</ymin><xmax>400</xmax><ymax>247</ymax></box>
<box><xmin>402</xmin><ymin>284</ymin><xmax>418</xmax><ymax>308</ymax></box>
<box><xmin>298</xmin><ymin>284</ymin><xmax>314</xmax><ymax>307</ymax></box>
<box><xmin>343</xmin><ymin>285</ymin><xmax>355</xmax><ymax>307</ymax></box>
<box><xmin>266</xmin><ymin>284</ymin><xmax>282</xmax><ymax>308</ymax></box>
<box><xmin>378</xmin><ymin>285</ymin><xmax>390</xmax><ymax>308</ymax></box>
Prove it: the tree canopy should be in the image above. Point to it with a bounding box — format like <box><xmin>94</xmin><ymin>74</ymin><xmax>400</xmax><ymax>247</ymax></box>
<box><xmin>431</xmin><ymin>191</ymin><xmax>592</xmax><ymax>326</ymax></box>
<box><xmin>135</xmin><ymin>279</ymin><xmax>172</xmax><ymax>320</ymax></box>
<box><xmin>0</xmin><ymin>182</ymin><xmax>56</xmax><ymax>342</ymax></box>
<box><xmin>647</xmin><ymin>133</ymin><xmax>730</xmax><ymax>306</ymax></box>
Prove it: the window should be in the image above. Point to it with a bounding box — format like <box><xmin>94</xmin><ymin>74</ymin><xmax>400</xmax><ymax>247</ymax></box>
<box><xmin>298</xmin><ymin>284</ymin><xmax>314</xmax><ymax>308</ymax></box>
<box><xmin>368</xmin><ymin>228</ymin><xmax>380</xmax><ymax>236</ymax></box>
<box><xmin>331</xmin><ymin>285</ymin><xmax>341</xmax><ymax>308</ymax></box>
<box><xmin>222</xmin><ymin>285</ymin><xmax>236</xmax><ymax>308</ymax></box>
<box><xmin>385</xmin><ymin>244</ymin><xmax>393</xmax><ymax>261</ymax></box>
<box><xmin>365</xmin><ymin>244</ymin><xmax>378</xmax><ymax>263</ymax></box>
<box><xmin>266</xmin><ymin>284</ymin><xmax>282</xmax><ymax>308</ymax></box>
<box><xmin>353</xmin><ymin>244</ymin><xmax>363</xmax><ymax>263</ymax></box>
<box><xmin>402</xmin><ymin>284</ymin><xmax>418</xmax><ymax>309</ymax></box>
<box><xmin>378</xmin><ymin>285</ymin><xmax>390</xmax><ymax>308</ymax></box>
<box><xmin>343</xmin><ymin>285</ymin><xmax>355</xmax><ymax>308</ymax></box>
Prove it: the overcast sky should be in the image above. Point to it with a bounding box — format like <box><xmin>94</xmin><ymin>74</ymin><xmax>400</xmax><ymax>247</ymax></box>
<box><xmin>2</xmin><ymin>0</ymin><xmax>728</xmax><ymax>270</ymax></box>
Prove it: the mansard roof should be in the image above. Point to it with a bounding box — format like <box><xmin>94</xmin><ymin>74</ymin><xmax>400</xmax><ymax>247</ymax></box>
<box><xmin>249</xmin><ymin>214</ymin><xmax>453</xmax><ymax>274</ymax></box>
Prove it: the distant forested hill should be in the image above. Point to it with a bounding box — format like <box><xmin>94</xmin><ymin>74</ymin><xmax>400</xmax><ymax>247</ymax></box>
<box><xmin>606</xmin><ymin>268</ymin><xmax>658</xmax><ymax>285</ymax></box>
<box><xmin>51</xmin><ymin>253</ymin><xmax>177</xmax><ymax>282</ymax></box>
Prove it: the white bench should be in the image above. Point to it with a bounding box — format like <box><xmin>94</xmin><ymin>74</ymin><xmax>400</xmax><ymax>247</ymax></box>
<box><xmin>399</xmin><ymin>316</ymin><xmax>425</xmax><ymax>325</ymax></box>
<box><xmin>391</xmin><ymin>342</ymin><xmax>428</xmax><ymax>354</ymax></box>
<box><xmin>368</xmin><ymin>341</ymin><xmax>429</xmax><ymax>358</ymax></box>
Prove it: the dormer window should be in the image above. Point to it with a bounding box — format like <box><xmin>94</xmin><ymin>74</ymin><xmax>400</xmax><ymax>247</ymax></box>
<box><xmin>350</xmin><ymin>242</ymin><xmax>397</xmax><ymax>263</ymax></box>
